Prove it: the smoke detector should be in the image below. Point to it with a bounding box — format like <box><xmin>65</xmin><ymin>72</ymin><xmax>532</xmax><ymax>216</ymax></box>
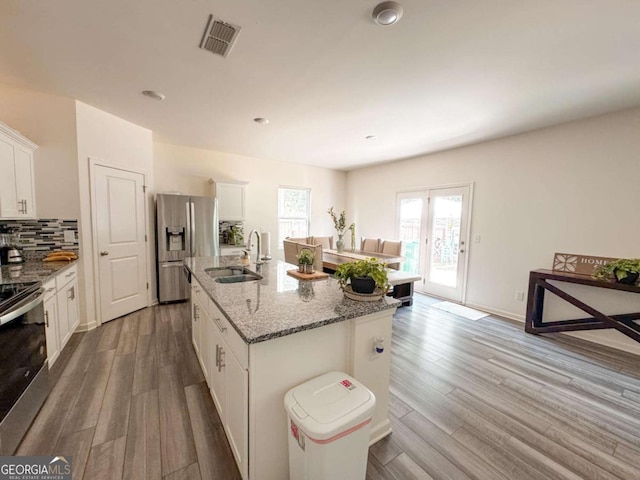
<box><xmin>200</xmin><ymin>15</ymin><xmax>241</xmax><ymax>58</ymax></box>
<box><xmin>372</xmin><ymin>1</ymin><xmax>404</xmax><ymax>26</ymax></box>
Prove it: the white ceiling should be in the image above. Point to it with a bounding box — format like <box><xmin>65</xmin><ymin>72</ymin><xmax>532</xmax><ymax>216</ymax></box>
<box><xmin>1</xmin><ymin>1</ymin><xmax>640</xmax><ymax>171</ymax></box>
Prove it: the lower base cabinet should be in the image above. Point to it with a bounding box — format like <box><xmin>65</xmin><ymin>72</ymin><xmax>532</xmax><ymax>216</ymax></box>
<box><xmin>192</xmin><ymin>280</ymin><xmax>249</xmax><ymax>478</ymax></box>
<box><xmin>43</xmin><ymin>264</ymin><xmax>79</xmax><ymax>368</ymax></box>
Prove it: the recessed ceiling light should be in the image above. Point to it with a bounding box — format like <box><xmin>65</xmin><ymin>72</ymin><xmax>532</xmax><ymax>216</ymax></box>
<box><xmin>372</xmin><ymin>1</ymin><xmax>403</xmax><ymax>26</ymax></box>
<box><xmin>253</xmin><ymin>117</ymin><xmax>270</xmax><ymax>125</ymax></box>
<box><xmin>142</xmin><ymin>90</ymin><xmax>165</xmax><ymax>101</ymax></box>
<box><xmin>366</xmin><ymin>135</ymin><xmax>378</xmax><ymax>140</ymax></box>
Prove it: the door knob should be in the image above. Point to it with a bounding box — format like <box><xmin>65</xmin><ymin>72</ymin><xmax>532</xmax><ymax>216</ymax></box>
<box><xmin>460</xmin><ymin>249</ymin><xmax>465</xmax><ymax>253</ymax></box>
<box><xmin>100</xmin><ymin>251</ymin><xmax>109</xmax><ymax>256</ymax></box>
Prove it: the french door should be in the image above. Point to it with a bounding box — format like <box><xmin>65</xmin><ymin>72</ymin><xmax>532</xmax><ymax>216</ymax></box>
<box><xmin>397</xmin><ymin>185</ymin><xmax>471</xmax><ymax>303</ymax></box>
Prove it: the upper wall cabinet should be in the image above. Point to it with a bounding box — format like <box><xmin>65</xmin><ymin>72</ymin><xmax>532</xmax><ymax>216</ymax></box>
<box><xmin>0</xmin><ymin>121</ymin><xmax>38</xmax><ymax>219</ymax></box>
<box><xmin>210</xmin><ymin>179</ymin><xmax>247</xmax><ymax>221</ymax></box>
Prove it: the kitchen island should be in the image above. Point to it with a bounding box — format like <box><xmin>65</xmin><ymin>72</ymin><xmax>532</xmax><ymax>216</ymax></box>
<box><xmin>184</xmin><ymin>256</ymin><xmax>399</xmax><ymax>480</ymax></box>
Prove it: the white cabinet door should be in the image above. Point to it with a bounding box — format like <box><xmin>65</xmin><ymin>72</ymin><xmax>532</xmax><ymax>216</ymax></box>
<box><xmin>0</xmin><ymin>121</ymin><xmax>37</xmax><ymax>219</ymax></box>
<box><xmin>0</xmin><ymin>138</ymin><xmax>19</xmax><ymax>218</ymax></box>
<box><xmin>191</xmin><ymin>297</ymin><xmax>201</xmax><ymax>356</ymax></box>
<box><xmin>225</xmin><ymin>350</ymin><xmax>249</xmax><ymax>479</ymax></box>
<box><xmin>44</xmin><ymin>294</ymin><xmax>60</xmax><ymax>368</ymax></box>
<box><xmin>217</xmin><ymin>183</ymin><xmax>246</xmax><ymax>221</ymax></box>
<box><xmin>66</xmin><ymin>278</ymin><xmax>80</xmax><ymax>332</ymax></box>
<box><xmin>56</xmin><ymin>285</ymin><xmax>71</xmax><ymax>349</ymax></box>
<box><xmin>199</xmin><ymin>306</ymin><xmax>210</xmax><ymax>385</ymax></box>
<box><xmin>14</xmin><ymin>147</ymin><xmax>36</xmax><ymax>217</ymax></box>
<box><xmin>208</xmin><ymin>319</ymin><xmax>226</xmax><ymax>420</ymax></box>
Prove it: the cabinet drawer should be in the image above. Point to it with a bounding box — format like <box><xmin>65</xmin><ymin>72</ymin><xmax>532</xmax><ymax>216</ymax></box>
<box><xmin>43</xmin><ymin>279</ymin><xmax>57</xmax><ymax>301</ymax></box>
<box><xmin>55</xmin><ymin>264</ymin><xmax>77</xmax><ymax>290</ymax></box>
<box><xmin>209</xmin><ymin>300</ymin><xmax>248</xmax><ymax>370</ymax></box>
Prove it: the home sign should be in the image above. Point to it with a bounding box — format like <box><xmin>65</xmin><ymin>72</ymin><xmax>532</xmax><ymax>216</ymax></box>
<box><xmin>552</xmin><ymin>253</ymin><xmax>618</xmax><ymax>276</ymax></box>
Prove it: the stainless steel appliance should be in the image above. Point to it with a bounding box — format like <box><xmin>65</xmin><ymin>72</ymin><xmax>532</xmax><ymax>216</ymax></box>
<box><xmin>0</xmin><ymin>281</ymin><xmax>49</xmax><ymax>455</ymax></box>
<box><xmin>156</xmin><ymin>194</ymin><xmax>219</xmax><ymax>302</ymax></box>
<box><xmin>0</xmin><ymin>225</ymin><xmax>24</xmax><ymax>265</ymax></box>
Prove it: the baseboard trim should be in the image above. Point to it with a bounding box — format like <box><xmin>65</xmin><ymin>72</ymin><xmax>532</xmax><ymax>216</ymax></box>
<box><xmin>76</xmin><ymin>321</ymin><xmax>97</xmax><ymax>332</ymax></box>
<box><xmin>464</xmin><ymin>302</ymin><xmax>525</xmax><ymax>323</ymax></box>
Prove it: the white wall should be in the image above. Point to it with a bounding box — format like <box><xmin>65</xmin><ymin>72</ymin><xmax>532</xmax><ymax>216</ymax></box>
<box><xmin>153</xmin><ymin>139</ymin><xmax>348</xmax><ymax>257</ymax></box>
<box><xmin>76</xmin><ymin>101</ymin><xmax>154</xmax><ymax>329</ymax></box>
<box><xmin>0</xmin><ymin>83</ymin><xmax>79</xmax><ymax>218</ymax></box>
<box><xmin>347</xmin><ymin>107</ymin><xmax>640</xmax><ymax>354</ymax></box>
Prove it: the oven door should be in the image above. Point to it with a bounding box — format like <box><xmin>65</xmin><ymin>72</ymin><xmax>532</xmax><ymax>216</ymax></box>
<box><xmin>0</xmin><ymin>289</ymin><xmax>47</xmax><ymax>423</ymax></box>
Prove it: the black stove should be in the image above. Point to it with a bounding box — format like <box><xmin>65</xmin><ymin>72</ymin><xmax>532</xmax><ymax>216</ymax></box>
<box><xmin>0</xmin><ymin>281</ymin><xmax>41</xmax><ymax>316</ymax></box>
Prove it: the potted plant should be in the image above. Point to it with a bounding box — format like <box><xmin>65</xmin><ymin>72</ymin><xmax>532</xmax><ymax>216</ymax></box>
<box><xmin>327</xmin><ymin>207</ymin><xmax>354</xmax><ymax>254</ymax></box>
<box><xmin>334</xmin><ymin>257</ymin><xmax>390</xmax><ymax>294</ymax></box>
<box><xmin>593</xmin><ymin>258</ymin><xmax>640</xmax><ymax>285</ymax></box>
<box><xmin>297</xmin><ymin>248</ymin><xmax>315</xmax><ymax>274</ymax></box>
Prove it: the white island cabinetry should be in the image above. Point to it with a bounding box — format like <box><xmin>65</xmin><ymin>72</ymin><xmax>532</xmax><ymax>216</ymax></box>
<box><xmin>192</xmin><ymin>277</ymin><xmax>249</xmax><ymax>478</ymax></box>
<box><xmin>187</xmin><ymin>257</ymin><xmax>398</xmax><ymax>480</ymax></box>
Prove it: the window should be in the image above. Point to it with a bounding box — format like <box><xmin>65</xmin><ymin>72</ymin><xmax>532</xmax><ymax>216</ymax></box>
<box><xmin>278</xmin><ymin>187</ymin><xmax>310</xmax><ymax>247</ymax></box>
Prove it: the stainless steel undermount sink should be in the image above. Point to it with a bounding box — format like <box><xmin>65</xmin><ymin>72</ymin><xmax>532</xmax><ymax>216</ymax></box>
<box><xmin>205</xmin><ymin>266</ymin><xmax>263</xmax><ymax>283</ymax></box>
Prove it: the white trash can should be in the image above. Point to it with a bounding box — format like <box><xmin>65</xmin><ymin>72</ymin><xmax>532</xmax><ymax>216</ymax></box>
<box><xmin>284</xmin><ymin>371</ymin><xmax>376</xmax><ymax>480</ymax></box>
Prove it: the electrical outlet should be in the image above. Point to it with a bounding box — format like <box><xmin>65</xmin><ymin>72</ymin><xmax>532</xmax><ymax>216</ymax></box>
<box><xmin>515</xmin><ymin>290</ymin><xmax>525</xmax><ymax>301</ymax></box>
<box><xmin>63</xmin><ymin>230</ymin><xmax>76</xmax><ymax>243</ymax></box>
<box><xmin>473</xmin><ymin>234</ymin><xmax>481</xmax><ymax>244</ymax></box>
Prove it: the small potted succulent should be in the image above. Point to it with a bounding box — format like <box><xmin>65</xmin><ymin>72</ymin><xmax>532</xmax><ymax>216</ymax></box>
<box><xmin>334</xmin><ymin>257</ymin><xmax>389</xmax><ymax>294</ymax></box>
<box><xmin>593</xmin><ymin>258</ymin><xmax>640</xmax><ymax>285</ymax></box>
<box><xmin>297</xmin><ymin>248</ymin><xmax>315</xmax><ymax>274</ymax></box>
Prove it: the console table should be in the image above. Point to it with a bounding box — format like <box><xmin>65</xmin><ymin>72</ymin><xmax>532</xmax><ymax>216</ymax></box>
<box><xmin>525</xmin><ymin>269</ymin><xmax>640</xmax><ymax>343</ymax></box>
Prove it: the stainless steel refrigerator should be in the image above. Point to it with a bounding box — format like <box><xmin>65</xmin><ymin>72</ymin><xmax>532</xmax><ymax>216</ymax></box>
<box><xmin>156</xmin><ymin>194</ymin><xmax>219</xmax><ymax>302</ymax></box>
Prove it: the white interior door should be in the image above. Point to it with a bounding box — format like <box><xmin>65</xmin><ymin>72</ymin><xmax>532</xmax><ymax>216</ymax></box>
<box><xmin>93</xmin><ymin>164</ymin><xmax>148</xmax><ymax>322</ymax></box>
<box><xmin>398</xmin><ymin>185</ymin><xmax>471</xmax><ymax>303</ymax></box>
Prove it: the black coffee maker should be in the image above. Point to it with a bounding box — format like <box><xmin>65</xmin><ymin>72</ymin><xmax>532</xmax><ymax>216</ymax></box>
<box><xmin>0</xmin><ymin>224</ymin><xmax>24</xmax><ymax>264</ymax></box>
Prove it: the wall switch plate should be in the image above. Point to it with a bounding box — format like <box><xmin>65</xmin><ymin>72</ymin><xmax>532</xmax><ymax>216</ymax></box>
<box><xmin>63</xmin><ymin>230</ymin><xmax>76</xmax><ymax>243</ymax></box>
<box><xmin>473</xmin><ymin>234</ymin><xmax>481</xmax><ymax>244</ymax></box>
<box><xmin>515</xmin><ymin>290</ymin><xmax>525</xmax><ymax>301</ymax></box>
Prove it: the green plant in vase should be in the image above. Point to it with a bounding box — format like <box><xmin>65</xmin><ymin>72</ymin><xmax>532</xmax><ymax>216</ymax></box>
<box><xmin>334</xmin><ymin>257</ymin><xmax>389</xmax><ymax>294</ymax></box>
<box><xmin>327</xmin><ymin>207</ymin><xmax>354</xmax><ymax>254</ymax></box>
<box><xmin>296</xmin><ymin>248</ymin><xmax>315</xmax><ymax>274</ymax></box>
<box><xmin>593</xmin><ymin>258</ymin><xmax>640</xmax><ymax>285</ymax></box>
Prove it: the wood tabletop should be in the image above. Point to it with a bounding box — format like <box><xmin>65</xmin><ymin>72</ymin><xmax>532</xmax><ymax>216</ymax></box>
<box><xmin>322</xmin><ymin>249</ymin><xmax>404</xmax><ymax>271</ymax></box>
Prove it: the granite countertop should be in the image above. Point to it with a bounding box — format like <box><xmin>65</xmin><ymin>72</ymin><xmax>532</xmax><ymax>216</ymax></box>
<box><xmin>1</xmin><ymin>259</ymin><xmax>77</xmax><ymax>284</ymax></box>
<box><xmin>184</xmin><ymin>256</ymin><xmax>400</xmax><ymax>344</ymax></box>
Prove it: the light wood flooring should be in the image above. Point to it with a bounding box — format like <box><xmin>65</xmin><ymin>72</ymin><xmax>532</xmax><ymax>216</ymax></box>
<box><xmin>18</xmin><ymin>294</ymin><xmax>640</xmax><ymax>480</ymax></box>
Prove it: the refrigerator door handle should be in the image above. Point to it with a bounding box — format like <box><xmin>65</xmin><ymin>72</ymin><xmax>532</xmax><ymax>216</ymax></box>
<box><xmin>190</xmin><ymin>201</ymin><xmax>196</xmax><ymax>255</ymax></box>
<box><xmin>185</xmin><ymin>200</ymin><xmax>191</xmax><ymax>257</ymax></box>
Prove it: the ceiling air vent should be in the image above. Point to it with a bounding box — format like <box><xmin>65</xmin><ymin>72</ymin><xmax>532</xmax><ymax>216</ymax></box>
<box><xmin>200</xmin><ymin>15</ymin><xmax>241</xmax><ymax>58</ymax></box>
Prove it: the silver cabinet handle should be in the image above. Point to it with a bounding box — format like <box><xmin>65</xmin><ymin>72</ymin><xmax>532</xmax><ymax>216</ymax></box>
<box><xmin>213</xmin><ymin>316</ymin><xmax>227</xmax><ymax>333</ymax></box>
<box><xmin>45</xmin><ymin>287</ymin><xmax>55</xmax><ymax>294</ymax></box>
<box><xmin>215</xmin><ymin>344</ymin><xmax>220</xmax><ymax>367</ymax></box>
<box><xmin>23</xmin><ymin>199</ymin><xmax>27</xmax><ymax>213</ymax></box>
<box><xmin>218</xmin><ymin>347</ymin><xmax>225</xmax><ymax>372</ymax></box>
<box><xmin>193</xmin><ymin>304</ymin><xmax>199</xmax><ymax>320</ymax></box>
<box><xmin>65</xmin><ymin>271</ymin><xmax>74</xmax><ymax>278</ymax></box>
<box><xmin>67</xmin><ymin>286</ymin><xmax>75</xmax><ymax>300</ymax></box>
<box><xmin>100</xmin><ymin>251</ymin><xmax>109</xmax><ymax>256</ymax></box>
<box><xmin>44</xmin><ymin>310</ymin><xmax>49</xmax><ymax>328</ymax></box>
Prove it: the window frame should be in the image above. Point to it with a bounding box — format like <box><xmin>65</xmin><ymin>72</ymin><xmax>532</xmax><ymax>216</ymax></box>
<box><xmin>277</xmin><ymin>186</ymin><xmax>311</xmax><ymax>248</ymax></box>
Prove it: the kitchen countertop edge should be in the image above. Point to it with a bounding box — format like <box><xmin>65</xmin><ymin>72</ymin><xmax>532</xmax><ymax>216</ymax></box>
<box><xmin>184</xmin><ymin>256</ymin><xmax>399</xmax><ymax>345</ymax></box>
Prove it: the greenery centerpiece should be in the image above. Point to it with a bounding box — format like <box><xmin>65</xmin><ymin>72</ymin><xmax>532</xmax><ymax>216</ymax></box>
<box><xmin>296</xmin><ymin>248</ymin><xmax>315</xmax><ymax>274</ymax></box>
<box><xmin>327</xmin><ymin>207</ymin><xmax>354</xmax><ymax>254</ymax></box>
<box><xmin>592</xmin><ymin>258</ymin><xmax>640</xmax><ymax>285</ymax></box>
<box><xmin>334</xmin><ymin>257</ymin><xmax>390</xmax><ymax>294</ymax></box>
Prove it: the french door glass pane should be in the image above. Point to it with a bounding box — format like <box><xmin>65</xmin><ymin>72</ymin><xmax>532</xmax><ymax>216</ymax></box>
<box><xmin>398</xmin><ymin>198</ymin><xmax>422</xmax><ymax>274</ymax></box>
<box><xmin>429</xmin><ymin>195</ymin><xmax>462</xmax><ymax>287</ymax></box>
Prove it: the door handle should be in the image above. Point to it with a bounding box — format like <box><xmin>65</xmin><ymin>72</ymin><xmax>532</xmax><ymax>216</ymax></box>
<box><xmin>44</xmin><ymin>310</ymin><xmax>49</xmax><ymax>328</ymax></box>
<box><xmin>460</xmin><ymin>249</ymin><xmax>465</xmax><ymax>253</ymax></box>
<box><xmin>100</xmin><ymin>251</ymin><xmax>109</xmax><ymax>256</ymax></box>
